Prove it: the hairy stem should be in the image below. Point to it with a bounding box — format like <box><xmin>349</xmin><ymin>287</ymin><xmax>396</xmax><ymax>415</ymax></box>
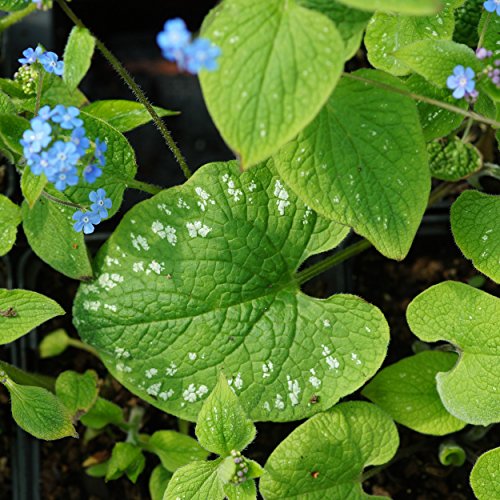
<box><xmin>54</xmin><ymin>0</ymin><xmax>192</xmax><ymax>179</ymax></box>
<box><xmin>41</xmin><ymin>190</ymin><xmax>86</xmax><ymax>210</ymax></box>
<box><xmin>34</xmin><ymin>69</ymin><xmax>44</xmax><ymax>116</ymax></box>
<box><xmin>67</xmin><ymin>337</ymin><xmax>99</xmax><ymax>357</ymax></box>
<box><xmin>125</xmin><ymin>178</ymin><xmax>163</xmax><ymax>195</ymax></box>
<box><xmin>343</xmin><ymin>73</ymin><xmax>500</xmax><ymax>129</ymax></box>
<box><xmin>0</xmin><ymin>3</ymin><xmax>37</xmax><ymax>32</ymax></box>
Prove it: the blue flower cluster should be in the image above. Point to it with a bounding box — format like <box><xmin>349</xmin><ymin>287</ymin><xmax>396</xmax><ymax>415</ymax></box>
<box><xmin>20</xmin><ymin>105</ymin><xmax>107</xmax><ymax>191</ymax></box>
<box><xmin>18</xmin><ymin>46</ymin><xmax>64</xmax><ymax>76</ymax></box>
<box><xmin>484</xmin><ymin>0</ymin><xmax>500</xmax><ymax>15</ymax></box>
<box><xmin>73</xmin><ymin>189</ymin><xmax>112</xmax><ymax>234</ymax></box>
<box><xmin>447</xmin><ymin>66</ymin><xmax>477</xmax><ymax>101</ymax></box>
<box><xmin>157</xmin><ymin>18</ymin><xmax>221</xmax><ymax>74</ymax></box>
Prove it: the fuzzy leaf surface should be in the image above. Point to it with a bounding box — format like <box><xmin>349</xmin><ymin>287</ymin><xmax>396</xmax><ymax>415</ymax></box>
<box><xmin>63</xmin><ymin>27</ymin><xmax>96</xmax><ymax>90</ymax></box>
<box><xmin>470</xmin><ymin>447</ymin><xmax>500</xmax><ymax>500</ymax></box>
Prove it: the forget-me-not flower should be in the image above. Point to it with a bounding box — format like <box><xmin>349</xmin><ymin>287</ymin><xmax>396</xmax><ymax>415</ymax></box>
<box><xmin>184</xmin><ymin>38</ymin><xmax>221</xmax><ymax>73</ymax></box>
<box><xmin>21</xmin><ymin>117</ymin><xmax>52</xmax><ymax>153</ymax></box>
<box><xmin>94</xmin><ymin>138</ymin><xmax>107</xmax><ymax>165</ymax></box>
<box><xmin>484</xmin><ymin>0</ymin><xmax>500</xmax><ymax>15</ymax></box>
<box><xmin>52</xmin><ymin>105</ymin><xmax>83</xmax><ymax>129</ymax></box>
<box><xmin>71</xmin><ymin>127</ymin><xmax>90</xmax><ymax>155</ymax></box>
<box><xmin>72</xmin><ymin>210</ymin><xmax>102</xmax><ymax>234</ymax></box>
<box><xmin>446</xmin><ymin>65</ymin><xmax>476</xmax><ymax>99</ymax></box>
<box><xmin>157</xmin><ymin>18</ymin><xmax>191</xmax><ymax>61</ymax></box>
<box><xmin>89</xmin><ymin>188</ymin><xmax>112</xmax><ymax>218</ymax></box>
<box><xmin>83</xmin><ymin>163</ymin><xmax>102</xmax><ymax>184</ymax></box>
<box><xmin>39</xmin><ymin>51</ymin><xmax>64</xmax><ymax>76</ymax></box>
<box><xmin>18</xmin><ymin>46</ymin><xmax>44</xmax><ymax>65</ymax></box>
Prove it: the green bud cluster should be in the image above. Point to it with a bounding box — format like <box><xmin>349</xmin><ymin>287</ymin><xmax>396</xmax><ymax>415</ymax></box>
<box><xmin>14</xmin><ymin>64</ymin><xmax>38</xmax><ymax>95</ymax></box>
<box><xmin>229</xmin><ymin>450</ymin><xmax>249</xmax><ymax>484</ymax></box>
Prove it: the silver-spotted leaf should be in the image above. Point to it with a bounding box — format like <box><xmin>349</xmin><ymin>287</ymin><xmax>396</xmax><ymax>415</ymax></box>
<box><xmin>260</xmin><ymin>401</ymin><xmax>399</xmax><ymax>499</ymax></box>
<box><xmin>407</xmin><ymin>281</ymin><xmax>500</xmax><ymax>425</ymax></box>
<box><xmin>0</xmin><ymin>194</ymin><xmax>21</xmax><ymax>256</ymax></box>
<box><xmin>470</xmin><ymin>447</ymin><xmax>500</xmax><ymax>500</ymax></box>
<box><xmin>199</xmin><ymin>0</ymin><xmax>344</xmax><ymax>168</ymax></box>
<box><xmin>274</xmin><ymin>70</ymin><xmax>430</xmax><ymax>260</ymax></box>
<box><xmin>362</xmin><ymin>351</ymin><xmax>466</xmax><ymax>435</ymax></box>
<box><xmin>451</xmin><ymin>191</ymin><xmax>500</xmax><ymax>283</ymax></box>
<box><xmin>73</xmin><ymin>160</ymin><xmax>390</xmax><ymax>422</ymax></box>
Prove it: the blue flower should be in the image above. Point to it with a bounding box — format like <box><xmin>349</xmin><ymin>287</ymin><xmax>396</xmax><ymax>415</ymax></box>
<box><xmin>89</xmin><ymin>188</ymin><xmax>112</xmax><ymax>218</ymax></box>
<box><xmin>446</xmin><ymin>65</ymin><xmax>476</xmax><ymax>99</ymax></box>
<box><xmin>72</xmin><ymin>210</ymin><xmax>101</xmax><ymax>234</ymax></box>
<box><xmin>83</xmin><ymin>163</ymin><xmax>102</xmax><ymax>183</ymax></box>
<box><xmin>484</xmin><ymin>0</ymin><xmax>500</xmax><ymax>15</ymax></box>
<box><xmin>38</xmin><ymin>105</ymin><xmax>55</xmax><ymax>121</ymax></box>
<box><xmin>71</xmin><ymin>127</ymin><xmax>90</xmax><ymax>155</ymax></box>
<box><xmin>184</xmin><ymin>38</ymin><xmax>221</xmax><ymax>74</ymax></box>
<box><xmin>157</xmin><ymin>18</ymin><xmax>191</xmax><ymax>61</ymax></box>
<box><xmin>52</xmin><ymin>105</ymin><xmax>83</xmax><ymax>129</ymax></box>
<box><xmin>18</xmin><ymin>46</ymin><xmax>44</xmax><ymax>65</ymax></box>
<box><xmin>48</xmin><ymin>140</ymin><xmax>80</xmax><ymax>170</ymax></box>
<box><xmin>29</xmin><ymin>151</ymin><xmax>57</xmax><ymax>177</ymax></box>
<box><xmin>48</xmin><ymin>164</ymin><xmax>79</xmax><ymax>191</ymax></box>
<box><xmin>94</xmin><ymin>138</ymin><xmax>107</xmax><ymax>165</ymax></box>
<box><xmin>39</xmin><ymin>51</ymin><xmax>64</xmax><ymax>76</ymax></box>
<box><xmin>22</xmin><ymin>117</ymin><xmax>52</xmax><ymax>153</ymax></box>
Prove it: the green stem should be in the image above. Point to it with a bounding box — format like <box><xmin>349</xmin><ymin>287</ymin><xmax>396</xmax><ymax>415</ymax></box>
<box><xmin>461</xmin><ymin>117</ymin><xmax>474</xmax><ymax>143</ymax></box>
<box><xmin>67</xmin><ymin>337</ymin><xmax>99</xmax><ymax>357</ymax></box>
<box><xmin>54</xmin><ymin>0</ymin><xmax>192</xmax><ymax>180</ymax></box>
<box><xmin>343</xmin><ymin>73</ymin><xmax>500</xmax><ymax>129</ymax></box>
<box><xmin>178</xmin><ymin>418</ymin><xmax>190</xmax><ymax>435</ymax></box>
<box><xmin>0</xmin><ymin>3</ymin><xmax>37</xmax><ymax>32</ymax></box>
<box><xmin>477</xmin><ymin>12</ymin><xmax>491</xmax><ymax>50</ymax></box>
<box><xmin>125</xmin><ymin>178</ymin><xmax>163</xmax><ymax>195</ymax></box>
<box><xmin>34</xmin><ymin>69</ymin><xmax>44</xmax><ymax>116</ymax></box>
<box><xmin>41</xmin><ymin>190</ymin><xmax>86</xmax><ymax>210</ymax></box>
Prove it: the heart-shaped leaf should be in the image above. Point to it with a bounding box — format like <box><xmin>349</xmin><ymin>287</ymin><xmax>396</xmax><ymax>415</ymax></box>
<box><xmin>0</xmin><ymin>194</ymin><xmax>21</xmax><ymax>256</ymax></box>
<box><xmin>362</xmin><ymin>351</ymin><xmax>466</xmax><ymax>435</ymax></box>
<box><xmin>73</xmin><ymin>160</ymin><xmax>390</xmax><ymax>422</ymax></box>
<box><xmin>199</xmin><ymin>0</ymin><xmax>344</xmax><ymax>168</ymax></box>
<box><xmin>407</xmin><ymin>281</ymin><xmax>500</xmax><ymax>425</ymax></box>
<box><xmin>451</xmin><ymin>191</ymin><xmax>500</xmax><ymax>284</ymax></box>
<box><xmin>471</xmin><ymin>447</ymin><xmax>500</xmax><ymax>500</ymax></box>
<box><xmin>260</xmin><ymin>401</ymin><xmax>399</xmax><ymax>499</ymax></box>
<box><xmin>274</xmin><ymin>70</ymin><xmax>430</xmax><ymax>260</ymax></box>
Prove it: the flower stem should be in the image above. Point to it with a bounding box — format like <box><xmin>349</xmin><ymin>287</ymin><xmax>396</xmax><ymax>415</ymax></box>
<box><xmin>34</xmin><ymin>68</ymin><xmax>44</xmax><ymax>116</ymax></box>
<box><xmin>0</xmin><ymin>3</ymin><xmax>37</xmax><ymax>32</ymax></box>
<box><xmin>125</xmin><ymin>178</ymin><xmax>163</xmax><ymax>195</ymax></box>
<box><xmin>54</xmin><ymin>0</ymin><xmax>192</xmax><ymax>180</ymax></box>
<box><xmin>41</xmin><ymin>190</ymin><xmax>86</xmax><ymax>210</ymax></box>
<box><xmin>343</xmin><ymin>72</ymin><xmax>500</xmax><ymax>129</ymax></box>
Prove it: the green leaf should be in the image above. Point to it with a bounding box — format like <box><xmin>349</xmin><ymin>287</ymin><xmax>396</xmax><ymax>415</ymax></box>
<box><xmin>149</xmin><ymin>465</ymin><xmax>172</xmax><ymax>500</ymax></box>
<box><xmin>362</xmin><ymin>351</ymin><xmax>466</xmax><ymax>435</ymax></box>
<box><xmin>427</xmin><ymin>138</ymin><xmax>482</xmax><ymax>181</ymax></box>
<box><xmin>0</xmin><ymin>0</ymin><xmax>31</xmax><ymax>11</ymax></box>
<box><xmin>149</xmin><ymin>430</ymin><xmax>209</xmax><ymax>472</ymax></box>
<box><xmin>0</xmin><ymin>288</ymin><xmax>64</xmax><ymax>345</ymax></box>
<box><xmin>297</xmin><ymin>0</ymin><xmax>371</xmax><ymax>60</ymax></box>
<box><xmin>260</xmin><ymin>401</ymin><xmax>399</xmax><ymax>499</ymax></box>
<box><xmin>63</xmin><ymin>111</ymin><xmax>137</xmax><ymax>218</ymax></box>
<box><xmin>406</xmin><ymin>74</ymin><xmax>467</xmax><ymax>141</ymax></box>
<box><xmin>0</xmin><ymin>90</ymin><xmax>16</xmax><ymax>114</ymax></box>
<box><xmin>470</xmin><ymin>447</ymin><xmax>500</xmax><ymax>500</ymax></box>
<box><xmin>0</xmin><ymin>360</ymin><xmax>54</xmax><ymax>391</ymax></box>
<box><xmin>196</xmin><ymin>373</ymin><xmax>256</xmax><ymax>456</ymax></box>
<box><xmin>80</xmin><ymin>397</ymin><xmax>125</xmax><ymax>429</ymax></box>
<box><xmin>22</xmin><ymin>195</ymin><xmax>94</xmax><ymax>281</ymax></box>
<box><xmin>164</xmin><ymin>459</ymin><xmax>225</xmax><ymax>500</ymax></box>
<box><xmin>21</xmin><ymin>167</ymin><xmax>47</xmax><ymax>208</ymax></box>
<box><xmin>451</xmin><ymin>191</ymin><xmax>500</xmax><ymax>283</ymax></box>
<box><xmin>73</xmin><ymin>160</ymin><xmax>390</xmax><ymax>422</ymax></box>
<box><xmin>63</xmin><ymin>27</ymin><xmax>96</xmax><ymax>90</ymax></box>
<box><xmin>3</xmin><ymin>379</ymin><xmax>77</xmax><ymax>440</ymax></box>
<box><xmin>55</xmin><ymin>369</ymin><xmax>99</xmax><ymax>417</ymax></box>
<box><xmin>274</xmin><ymin>70</ymin><xmax>430</xmax><ymax>260</ymax></box>
<box><xmin>334</xmin><ymin>0</ymin><xmax>443</xmax><ymax>14</ymax></box>
<box><xmin>83</xmin><ymin>100</ymin><xmax>178</xmax><ymax>133</ymax></box>
<box><xmin>86</xmin><ymin>461</ymin><xmax>109</xmax><ymax>478</ymax></box>
<box><xmin>39</xmin><ymin>329</ymin><xmax>71</xmax><ymax>358</ymax></box>
<box><xmin>0</xmin><ymin>194</ymin><xmax>21</xmax><ymax>256</ymax></box>
<box><xmin>0</xmin><ymin>78</ymin><xmax>27</xmax><ymax>99</ymax></box>
<box><xmin>0</xmin><ymin>114</ymin><xmax>29</xmax><ymax>156</ymax></box>
<box><xmin>394</xmin><ymin>40</ymin><xmax>479</xmax><ymax>86</ymax></box>
<box><xmin>407</xmin><ymin>281</ymin><xmax>500</xmax><ymax>425</ymax></box>
<box><xmin>199</xmin><ymin>0</ymin><xmax>344</xmax><ymax>168</ymax></box>
<box><xmin>224</xmin><ymin>479</ymin><xmax>257</xmax><ymax>500</ymax></box>
<box><xmin>365</xmin><ymin>2</ymin><xmax>461</xmax><ymax>76</ymax></box>
<box><xmin>478</xmin><ymin>9</ymin><xmax>500</xmax><ymax>56</ymax></box>
<box><xmin>106</xmin><ymin>442</ymin><xmax>145</xmax><ymax>483</ymax></box>
<box><xmin>438</xmin><ymin>441</ymin><xmax>466</xmax><ymax>466</ymax></box>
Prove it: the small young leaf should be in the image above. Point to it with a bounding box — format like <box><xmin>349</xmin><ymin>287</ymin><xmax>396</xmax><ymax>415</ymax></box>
<box><xmin>470</xmin><ymin>447</ymin><xmax>500</xmax><ymax>500</ymax></box>
<box><xmin>63</xmin><ymin>27</ymin><xmax>96</xmax><ymax>90</ymax></box>
<box><xmin>86</xmin><ymin>461</ymin><xmax>109</xmax><ymax>478</ymax></box>
<box><xmin>224</xmin><ymin>479</ymin><xmax>257</xmax><ymax>500</ymax></box>
<box><xmin>106</xmin><ymin>442</ymin><xmax>145</xmax><ymax>483</ymax></box>
<box><xmin>451</xmin><ymin>191</ymin><xmax>500</xmax><ymax>283</ymax></box>
<box><xmin>164</xmin><ymin>459</ymin><xmax>225</xmax><ymax>500</ymax></box>
<box><xmin>196</xmin><ymin>373</ymin><xmax>256</xmax><ymax>456</ymax></box>
<box><xmin>83</xmin><ymin>100</ymin><xmax>178</xmax><ymax>133</ymax></box>
<box><xmin>427</xmin><ymin>138</ymin><xmax>482</xmax><ymax>181</ymax></box>
<box><xmin>21</xmin><ymin>167</ymin><xmax>47</xmax><ymax>208</ymax></box>
<box><xmin>39</xmin><ymin>328</ymin><xmax>70</xmax><ymax>358</ymax></box>
<box><xmin>0</xmin><ymin>360</ymin><xmax>54</xmax><ymax>390</ymax></box>
<box><xmin>260</xmin><ymin>401</ymin><xmax>399</xmax><ymax>498</ymax></box>
<box><xmin>4</xmin><ymin>379</ymin><xmax>77</xmax><ymax>440</ymax></box>
<box><xmin>80</xmin><ymin>397</ymin><xmax>125</xmax><ymax>429</ymax></box>
<box><xmin>0</xmin><ymin>288</ymin><xmax>64</xmax><ymax>345</ymax></box>
<box><xmin>0</xmin><ymin>194</ymin><xmax>21</xmax><ymax>256</ymax></box>
<box><xmin>334</xmin><ymin>0</ymin><xmax>442</xmax><ymax>15</ymax></box>
<box><xmin>200</xmin><ymin>0</ymin><xmax>344</xmax><ymax>168</ymax></box>
<box><xmin>149</xmin><ymin>465</ymin><xmax>172</xmax><ymax>500</ymax></box>
<box><xmin>22</xmin><ymin>195</ymin><xmax>94</xmax><ymax>281</ymax></box>
<box><xmin>362</xmin><ymin>351</ymin><xmax>466</xmax><ymax>435</ymax></box>
<box><xmin>274</xmin><ymin>70</ymin><xmax>430</xmax><ymax>260</ymax></box>
<box><xmin>407</xmin><ymin>281</ymin><xmax>500</xmax><ymax>425</ymax></box>
<box><xmin>148</xmin><ymin>430</ymin><xmax>209</xmax><ymax>472</ymax></box>
<box><xmin>439</xmin><ymin>441</ymin><xmax>466</xmax><ymax>466</ymax></box>
<box><xmin>55</xmin><ymin>370</ymin><xmax>99</xmax><ymax>417</ymax></box>
<box><xmin>365</xmin><ymin>2</ymin><xmax>460</xmax><ymax>76</ymax></box>
<box><xmin>394</xmin><ymin>40</ymin><xmax>479</xmax><ymax>86</ymax></box>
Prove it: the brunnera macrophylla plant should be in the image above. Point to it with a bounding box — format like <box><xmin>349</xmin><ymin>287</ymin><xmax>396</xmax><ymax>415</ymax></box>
<box><xmin>0</xmin><ymin>0</ymin><xmax>499</xmax><ymax>498</ymax></box>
